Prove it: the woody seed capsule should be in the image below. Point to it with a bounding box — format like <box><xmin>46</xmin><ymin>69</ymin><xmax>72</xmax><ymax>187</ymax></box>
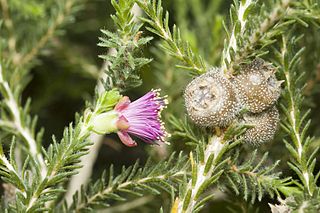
<box><xmin>184</xmin><ymin>68</ymin><xmax>240</xmax><ymax>127</ymax></box>
<box><xmin>242</xmin><ymin>106</ymin><xmax>280</xmax><ymax>145</ymax></box>
<box><xmin>233</xmin><ymin>59</ymin><xmax>282</xmax><ymax>113</ymax></box>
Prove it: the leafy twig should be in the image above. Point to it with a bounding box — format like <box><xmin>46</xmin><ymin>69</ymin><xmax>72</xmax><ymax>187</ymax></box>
<box><xmin>98</xmin><ymin>0</ymin><xmax>153</xmax><ymax>91</ymax></box>
<box><xmin>224</xmin><ymin>0</ymin><xmax>291</xmax><ymax>72</ymax></box>
<box><xmin>0</xmin><ymin>141</ymin><xmax>25</xmax><ymax>193</ymax></box>
<box><xmin>223</xmin><ymin>150</ymin><xmax>295</xmax><ymax>203</ymax></box>
<box><xmin>177</xmin><ymin>136</ymin><xmax>238</xmax><ymax>212</ymax></box>
<box><xmin>69</xmin><ymin>153</ymin><xmax>188</xmax><ymax>212</ymax></box>
<box><xmin>18</xmin><ymin>90</ymin><xmax>121</xmax><ymax>212</ymax></box>
<box><xmin>222</xmin><ymin>0</ymin><xmax>255</xmax><ymax>70</ymax></box>
<box><xmin>277</xmin><ymin>36</ymin><xmax>317</xmax><ymax>196</ymax></box>
<box><xmin>136</xmin><ymin>0</ymin><xmax>206</xmax><ymax>74</ymax></box>
<box><xmin>0</xmin><ymin>64</ymin><xmax>47</xmax><ymax>178</ymax></box>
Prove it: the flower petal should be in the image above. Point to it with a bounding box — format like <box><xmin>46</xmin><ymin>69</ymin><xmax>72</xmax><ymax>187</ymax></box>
<box><xmin>115</xmin><ymin>96</ymin><xmax>131</xmax><ymax>111</ymax></box>
<box><xmin>116</xmin><ymin>115</ymin><xmax>130</xmax><ymax>130</ymax></box>
<box><xmin>115</xmin><ymin>90</ymin><xmax>168</xmax><ymax>146</ymax></box>
<box><xmin>117</xmin><ymin>131</ymin><xmax>137</xmax><ymax>147</ymax></box>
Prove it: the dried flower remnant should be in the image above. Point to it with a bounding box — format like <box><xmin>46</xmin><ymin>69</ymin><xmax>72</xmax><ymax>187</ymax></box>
<box><xmin>184</xmin><ymin>68</ymin><xmax>240</xmax><ymax>127</ymax></box>
<box><xmin>92</xmin><ymin>90</ymin><xmax>168</xmax><ymax>147</ymax></box>
<box><xmin>242</xmin><ymin>107</ymin><xmax>280</xmax><ymax>145</ymax></box>
<box><xmin>233</xmin><ymin>59</ymin><xmax>282</xmax><ymax>113</ymax></box>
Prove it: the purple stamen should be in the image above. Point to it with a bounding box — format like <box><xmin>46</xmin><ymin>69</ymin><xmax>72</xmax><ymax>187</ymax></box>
<box><xmin>114</xmin><ymin>89</ymin><xmax>168</xmax><ymax>146</ymax></box>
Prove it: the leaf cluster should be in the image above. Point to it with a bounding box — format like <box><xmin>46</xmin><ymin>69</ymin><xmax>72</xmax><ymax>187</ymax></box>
<box><xmin>1</xmin><ymin>0</ymin><xmax>83</xmax><ymax>66</ymax></box>
<box><xmin>223</xmin><ymin>0</ymin><xmax>320</xmax><ymax>72</ymax></box>
<box><xmin>136</xmin><ymin>0</ymin><xmax>207</xmax><ymax>75</ymax></box>
<box><xmin>221</xmin><ymin>150</ymin><xmax>294</xmax><ymax>204</ymax></box>
<box><xmin>59</xmin><ymin>152</ymin><xmax>188</xmax><ymax>212</ymax></box>
<box><xmin>98</xmin><ymin>0</ymin><xmax>153</xmax><ymax>91</ymax></box>
<box><xmin>273</xmin><ymin>35</ymin><xmax>320</xmax><ymax>208</ymax></box>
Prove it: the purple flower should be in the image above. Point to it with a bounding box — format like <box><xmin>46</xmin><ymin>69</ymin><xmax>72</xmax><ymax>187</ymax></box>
<box><xmin>114</xmin><ymin>89</ymin><xmax>168</xmax><ymax>147</ymax></box>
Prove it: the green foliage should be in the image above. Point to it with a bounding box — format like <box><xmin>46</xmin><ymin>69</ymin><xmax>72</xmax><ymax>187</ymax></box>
<box><xmin>88</xmin><ymin>89</ymin><xmax>121</xmax><ymax>115</ymax></box>
<box><xmin>222</xmin><ymin>150</ymin><xmax>293</xmax><ymax>204</ymax></box>
<box><xmin>98</xmin><ymin>0</ymin><xmax>153</xmax><ymax>91</ymax></box>
<box><xmin>136</xmin><ymin>0</ymin><xmax>207</xmax><ymax>75</ymax></box>
<box><xmin>141</xmin><ymin>0</ymin><xmax>320</xmax><ymax>212</ymax></box>
<box><xmin>169</xmin><ymin>115</ymin><xmax>209</xmax><ymax>147</ymax></box>
<box><xmin>273</xmin><ymin>34</ymin><xmax>320</xmax><ymax>210</ymax></box>
<box><xmin>2</xmin><ymin>0</ymin><xmax>82</xmax><ymax>66</ymax></box>
<box><xmin>278</xmin><ymin>36</ymin><xmax>314</xmax><ymax>190</ymax></box>
<box><xmin>222</xmin><ymin>0</ymin><xmax>320</xmax><ymax>73</ymax></box>
<box><xmin>0</xmin><ymin>138</ymin><xmax>25</xmax><ymax>193</ymax></box>
<box><xmin>171</xmin><ymin>0</ymin><xmax>225</xmax><ymax>65</ymax></box>
<box><xmin>0</xmin><ymin>89</ymin><xmax>122</xmax><ymax>211</ymax></box>
<box><xmin>60</xmin><ymin>152</ymin><xmax>188</xmax><ymax>212</ymax></box>
<box><xmin>0</xmin><ymin>61</ymin><xmax>46</xmax><ymax>179</ymax></box>
<box><xmin>0</xmin><ymin>0</ymin><xmax>320</xmax><ymax>212</ymax></box>
<box><xmin>285</xmin><ymin>190</ymin><xmax>320</xmax><ymax>212</ymax></box>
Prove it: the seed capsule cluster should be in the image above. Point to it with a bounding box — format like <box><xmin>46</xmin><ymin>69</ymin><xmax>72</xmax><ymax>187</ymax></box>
<box><xmin>184</xmin><ymin>59</ymin><xmax>282</xmax><ymax>145</ymax></box>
